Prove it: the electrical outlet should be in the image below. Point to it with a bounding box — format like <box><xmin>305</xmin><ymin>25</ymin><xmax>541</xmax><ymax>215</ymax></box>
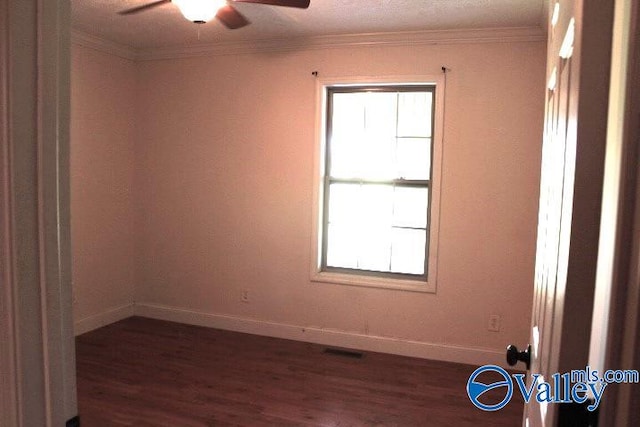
<box><xmin>241</xmin><ymin>290</ymin><xmax>250</xmax><ymax>303</ymax></box>
<box><xmin>488</xmin><ymin>314</ymin><xmax>501</xmax><ymax>332</ymax></box>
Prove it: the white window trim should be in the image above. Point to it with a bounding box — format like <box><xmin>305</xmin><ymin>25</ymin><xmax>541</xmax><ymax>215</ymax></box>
<box><xmin>310</xmin><ymin>74</ymin><xmax>445</xmax><ymax>293</ymax></box>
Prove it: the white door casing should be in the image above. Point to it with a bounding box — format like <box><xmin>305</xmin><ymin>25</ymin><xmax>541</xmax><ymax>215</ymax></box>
<box><xmin>589</xmin><ymin>0</ymin><xmax>640</xmax><ymax>425</ymax></box>
<box><xmin>0</xmin><ymin>0</ymin><xmax>76</xmax><ymax>425</ymax></box>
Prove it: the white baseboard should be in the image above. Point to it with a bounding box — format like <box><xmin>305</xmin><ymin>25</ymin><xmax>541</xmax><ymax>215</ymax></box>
<box><xmin>74</xmin><ymin>303</ymin><xmax>135</xmax><ymax>336</ymax></box>
<box><xmin>74</xmin><ymin>302</ymin><xmax>506</xmax><ymax>366</ymax></box>
<box><xmin>134</xmin><ymin>302</ymin><xmax>504</xmax><ymax>367</ymax></box>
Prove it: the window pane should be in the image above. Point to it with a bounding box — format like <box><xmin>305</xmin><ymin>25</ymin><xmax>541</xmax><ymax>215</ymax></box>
<box><xmin>390</xmin><ymin>228</ymin><xmax>426</xmax><ymax>275</ymax></box>
<box><xmin>330</xmin><ymin>93</ymin><xmax>365</xmax><ymax>179</ymax></box>
<box><xmin>332</xmin><ymin>93</ymin><xmax>365</xmax><ymax>139</ymax></box>
<box><xmin>326</xmin><ymin>184</ymin><xmax>395</xmax><ymax>272</ymax></box>
<box><xmin>360</xmin><ymin>184</ymin><xmax>393</xmax><ymax>227</ymax></box>
<box><xmin>330</xmin><ymin>92</ymin><xmax>397</xmax><ymax>180</ymax></box>
<box><xmin>364</xmin><ymin>92</ymin><xmax>397</xmax><ymax>137</ymax></box>
<box><xmin>329</xmin><ymin>135</ymin><xmax>362</xmax><ymax>178</ymax></box>
<box><xmin>330</xmin><ymin>135</ymin><xmax>396</xmax><ymax>180</ymax></box>
<box><xmin>396</xmin><ymin>137</ymin><xmax>431</xmax><ymax>180</ymax></box>
<box><xmin>358</xmin><ymin>226</ymin><xmax>391</xmax><ymax>272</ymax></box>
<box><xmin>360</xmin><ymin>136</ymin><xmax>395</xmax><ymax>180</ymax></box>
<box><xmin>393</xmin><ymin>187</ymin><xmax>429</xmax><ymax>229</ymax></box>
<box><xmin>326</xmin><ymin>223</ymin><xmax>358</xmax><ymax>269</ymax></box>
<box><xmin>328</xmin><ymin>183</ymin><xmax>394</xmax><ymax>226</ymax></box>
<box><xmin>328</xmin><ymin>183</ymin><xmax>360</xmax><ymax>225</ymax></box>
<box><xmin>397</xmin><ymin>92</ymin><xmax>432</xmax><ymax>137</ymax></box>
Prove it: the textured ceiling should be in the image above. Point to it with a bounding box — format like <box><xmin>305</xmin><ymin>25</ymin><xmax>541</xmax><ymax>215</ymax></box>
<box><xmin>72</xmin><ymin>0</ymin><xmax>547</xmax><ymax>50</ymax></box>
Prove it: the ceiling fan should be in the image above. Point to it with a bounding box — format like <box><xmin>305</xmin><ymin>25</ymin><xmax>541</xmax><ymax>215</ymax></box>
<box><xmin>118</xmin><ymin>0</ymin><xmax>310</xmax><ymax>28</ymax></box>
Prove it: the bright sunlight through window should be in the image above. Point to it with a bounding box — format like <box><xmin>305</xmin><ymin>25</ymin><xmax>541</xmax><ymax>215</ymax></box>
<box><xmin>321</xmin><ymin>86</ymin><xmax>435</xmax><ymax>279</ymax></box>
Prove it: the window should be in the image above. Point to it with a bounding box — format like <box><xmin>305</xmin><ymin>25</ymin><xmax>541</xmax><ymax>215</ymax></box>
<box><xmin>311</xmin><ymin>76</ymin><xmax>443</xmax><ymax>293</ymax></box>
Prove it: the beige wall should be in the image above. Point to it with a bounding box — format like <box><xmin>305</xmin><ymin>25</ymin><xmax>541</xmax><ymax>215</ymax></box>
<box><xmin>133</xmin><ymin>40</ymin><xmax>545</xmax><ymax>357</ymax></box>
<box><xmin>71</xmin><ymin>44</ymin><xmax>136</xmax><ymax>329</ymax></box>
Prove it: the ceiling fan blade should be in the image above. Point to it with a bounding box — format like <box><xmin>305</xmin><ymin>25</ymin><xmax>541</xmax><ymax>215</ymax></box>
<box><xmin>216</xmin><ymin>5</ymin><xmax>250</xmax><ymax>29</ymax></box>
<box><xmin>118</xmin><ymin>0</ymin><xmax>171</xmax><ymax>15</ymax></box>
<box><xmin>232</xmin><ymin>0</ymin><xmax>310</xmax><ymax>8</ymax></box>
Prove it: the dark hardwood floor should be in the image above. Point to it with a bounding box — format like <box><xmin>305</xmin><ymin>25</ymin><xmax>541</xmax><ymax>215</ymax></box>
<box><xmin>76</xmin><ymin>317</ymin><xmax>523</xmax><ymax>426</ymax></box>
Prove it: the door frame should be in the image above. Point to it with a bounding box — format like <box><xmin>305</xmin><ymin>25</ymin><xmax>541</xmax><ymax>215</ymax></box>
<box><xmin>590</xmin><ymin>0</ymin><xmax>640</xmax><ymax>424</ymax></box>
<box><xmin>0</xmin><ymin>0</ymin><xmax>76</xmax><ymax>425</ymax></box>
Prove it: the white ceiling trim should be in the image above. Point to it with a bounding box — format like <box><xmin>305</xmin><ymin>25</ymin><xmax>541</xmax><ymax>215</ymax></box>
<box><xmin>72</xmin><ymin>26</ymin><xmax>545</xmax><ymax>62</ymax></box>
<box><xmin>72</xmin><ymin>30</ymin><xmax>137</xmax><ymax>60</ymax></box>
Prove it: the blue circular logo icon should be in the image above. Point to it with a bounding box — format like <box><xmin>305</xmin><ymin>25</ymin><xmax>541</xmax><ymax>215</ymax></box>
<box><xmin>466</xmin><ymin>365</ymin><xmax>513</xmax><ymax>411</ymax></box>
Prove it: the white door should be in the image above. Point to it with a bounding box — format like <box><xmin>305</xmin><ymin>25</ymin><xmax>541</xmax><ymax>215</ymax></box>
<box><xmin>518</xmin><ymin>1</ymin><xmax>615</xmax><ymax>426</ymax></box>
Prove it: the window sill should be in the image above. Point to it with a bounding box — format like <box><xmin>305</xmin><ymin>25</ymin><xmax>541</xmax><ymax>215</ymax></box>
<box><xmin>311</xmin><ymin>270</ymin><xmax>436</xmax><ymax>293</ymax></box>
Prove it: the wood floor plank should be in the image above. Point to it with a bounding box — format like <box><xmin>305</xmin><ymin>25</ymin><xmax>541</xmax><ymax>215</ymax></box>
<box><xmin>76</xmin><ymin>317</ymin><xmax>523</xmax><ymax>426</ymax></box>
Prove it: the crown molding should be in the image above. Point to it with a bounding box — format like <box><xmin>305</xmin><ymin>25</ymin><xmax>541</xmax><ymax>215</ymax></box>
<box><xmin>71</xmin><ymin>26</ymin><xmax>545</xmax><ymax>62</ymax></box>
<box><xmin>137</xmin><ymin>26</ymin><xmax>545</xmax><ymax>61</ymax></box>
<box><xmin>71</xmin><ymin>30</ymin><xmax>137</xmax><ymax>61</ymax></box>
